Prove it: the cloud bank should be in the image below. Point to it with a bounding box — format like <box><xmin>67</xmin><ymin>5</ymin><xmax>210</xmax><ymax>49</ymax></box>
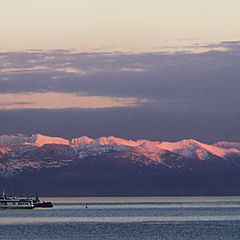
<box><xmin>0</xmin><ymin>42</ymin><xmax>239</xmax><ymax>142</ymax></box>
<box><xmin>0</xmin><ymin>42</ymin><xmax>239</xmax><ymax>113</ymax></box>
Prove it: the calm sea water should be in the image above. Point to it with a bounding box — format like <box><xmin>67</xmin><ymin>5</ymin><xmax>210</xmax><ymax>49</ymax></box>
<box><xmin>1</xmin><ymin>196</ymin><xmax>240</xmax><ymax>239</ymax></box>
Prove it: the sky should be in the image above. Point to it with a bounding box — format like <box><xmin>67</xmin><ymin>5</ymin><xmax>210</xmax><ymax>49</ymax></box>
<box><xmin>1</xmin><ymin>0</ymin><xmax>240</xmax><ymax>52</ymax></box>
<box><xmin>0</xmin><ymin>0</ymin><xmax>240</xmax><ymax>143</ymax></box>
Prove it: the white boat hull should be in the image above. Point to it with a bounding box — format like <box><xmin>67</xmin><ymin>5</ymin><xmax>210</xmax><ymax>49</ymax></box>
<box><xmin>0</xmin><ymin>199</ymin><xmax>35</xmax><ymax>209</ymax></box>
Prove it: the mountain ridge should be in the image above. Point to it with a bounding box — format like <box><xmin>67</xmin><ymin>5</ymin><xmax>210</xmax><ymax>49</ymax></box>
<box><xmin>1</xmin><ymin>133</ymin><xmax>240</xmax><ymax>158</ymax></box>
<box><xmin>1</xmin><ymin>133</ymin><xmax>240</xmax><ymax>196</ymax></box>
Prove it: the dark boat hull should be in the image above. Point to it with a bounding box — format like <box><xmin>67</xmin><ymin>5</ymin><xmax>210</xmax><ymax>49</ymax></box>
<box><xmin>34</xmin><ymin>202</ymin><xmax>53</xmax><ymax>208</ymax></box>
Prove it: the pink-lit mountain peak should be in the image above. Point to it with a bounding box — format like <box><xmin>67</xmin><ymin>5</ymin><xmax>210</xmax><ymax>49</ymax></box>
<box><xmin>138</xmin><ymin>141</ymin><xmax>164</xmax><ymax>152</ymax></box>
<box><xmin>0</xmin><ymin>133</ymin><xmax>70</xmax><ymax>147</ymax></box>
<box><xmin>0</xmin><ymin>134</ymin><xmax>240</xmax><ymax>161</ymax></box>
<box><xmin>30</xmin><ymin>133</ymin><xmax>70</xmax><ymax>147</ymax></box>
<box><xmin>130</xmin><ymin>142</ymin><xmax>169</xmax><ymax>163</ymax></box>
<box><xmin>71</xmin><ymin>136</ymin><xmax>138</xmax><ymax>148</ymax></box>
<box><xmin>94</xmin><ymin>136</ymin><xmax>138</xmax><ymax>147</ymax></box>
<box><xmin>71</xmin><ymin>136</ymin><xmax>94</xmax><ymax>146</ymax></box>
<box><xmin>158</xmin><ymin>139</ymin><xmax>240</xmax><ymax>160</ymax></box>
<box><xmin>160</xmin><ymin>138</ymin><xmax>201</xmax><ymax>148</ymax></box>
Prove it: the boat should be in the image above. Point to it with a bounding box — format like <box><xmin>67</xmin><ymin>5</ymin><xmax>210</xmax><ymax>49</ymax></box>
<box><xmin>0</xmin><ymin>196</ymin><xmax>34</xmax><ymax>209</ymax></box>
<box><xmin>33</xmin><ymin>196</ymin><xmax>53</xmax><ymax>208</ymax></box>
<box><xmin>0</xmin><ymin>192</ymin><xmax>53</xmax><ymax>209</ymax></box>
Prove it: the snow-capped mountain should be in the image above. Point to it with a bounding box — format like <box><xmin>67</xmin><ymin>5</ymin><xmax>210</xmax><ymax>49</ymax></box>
<box><xmin>70</xmin><ymin>136</ymin><xmax>240</xmax><ymax>161</ymax></box>
<box><xmin>1</xmin><ymin>133</ymin><xmax>240</xmax><ymax>196</ymax></box>
<box><xmin>1</xmin><ymin>134</ymin><xmax>240</xmax><ymax>167</ymax></box>
<box><xmin>158</xmin><ymin>139</ymin><xmax>240</xmax><ymax>160</ymax></box>
<box><xmin>0</xmin><ymin>133</ymin><xmax>69</xmax><ymax>147</ymax></box>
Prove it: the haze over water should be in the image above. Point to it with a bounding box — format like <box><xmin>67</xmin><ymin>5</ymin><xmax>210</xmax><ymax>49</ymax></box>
<box><xmin>1</xmin><ymin>196</ymin><xmax>240</xmax><ymax>239</ymax></box>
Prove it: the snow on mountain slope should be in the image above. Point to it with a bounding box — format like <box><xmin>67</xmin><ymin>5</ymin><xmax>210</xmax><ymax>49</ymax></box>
<box><xmin>71</xmin><ymin>136</ymin><xmax>139</xmax><ymax>150</ymax></box>
<box><xmin>0</xmin><ymin>133</ymin><xmax>70</xmax><ymax>147</ymax></box>
<box><xmin>126</xmin><ymin>141</ymin><xmax>170</xmax><ymax>163</ymax></box>
<box><xmin>71</xmin><ymin>136</ymin><xmax>140</xmax><ymax>158</ymax></box>
<box><xmin>0</xmin><ymin>144</ymin><xmax>14</xmax><ymax>155</ymax></box>
<box><xmin>0</xmin><ymin>133</ymin><xmax>240</xmax><ymax>162</ymax></box>
<box><xmin>214</xmin><ymin>142</ymin><xmax>240</xmax><ymax>151</ymax></box>
<box><xmin>29</xmin><ymin>134</ymin><xmax>70</xmax><ymax>147</ymax></box>
<box><xmin>136</xmin><ymin>139</ymin><xmax>160</xmax><ymax>146</ymax></box>
<box><xmin>71</xmin><ymin>136</ymin><xmax>94</xmax><ymax>146</ymax></box>
<box><xmin>93</xmin><ymin>136</ymin><xmax>138</xmax><ymax>147</ymax></box>
<box><xmin>158</xmin><ymin>139</ymin><xmax>240</xmax><ymax>160</ymax></box>
<box><xmin>0</xmin><ymin>134</ymin><xmax>30</xmax><ymax>145</ymax></box>
<box><xmin>0</xmin><ymin>133</ymin><xmax>240</xmax><ymax>178</ymax></box>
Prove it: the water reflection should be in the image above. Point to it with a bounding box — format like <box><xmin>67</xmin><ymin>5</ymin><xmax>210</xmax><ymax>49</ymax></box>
<box><xmin>1</xmin><ymin>196</ymin><xmax>240</xmax><ymax>226</ymax></box>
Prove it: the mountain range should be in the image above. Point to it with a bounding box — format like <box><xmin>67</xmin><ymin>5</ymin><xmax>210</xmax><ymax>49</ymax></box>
<box><xmin>1</xmin><ymin>133</ymin><xmax>240</xmax><ymax>196</ymax></box>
